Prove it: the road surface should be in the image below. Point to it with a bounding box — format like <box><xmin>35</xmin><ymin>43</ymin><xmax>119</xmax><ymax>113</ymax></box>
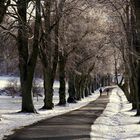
<box><xmin>5</xmin><ymin>94</ymin><xmax>109</xmax><ymax>140</ymax></box>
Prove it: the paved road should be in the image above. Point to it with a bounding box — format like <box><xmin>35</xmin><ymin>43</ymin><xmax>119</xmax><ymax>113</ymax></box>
<box><xmin>5</xmin><ymin>94</ymin><xmax>109</xmax><ymax>140</ymax></box>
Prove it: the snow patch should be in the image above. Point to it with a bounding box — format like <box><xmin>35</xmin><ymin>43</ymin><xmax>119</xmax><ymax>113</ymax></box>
<box><xmin>0</xmin><ymin>89</ymin><xmax>99</xmax><ymax>140</ymax></box>
<box><xmin>90</xmin><ymin>87</ymin><xmax>140</xmax><ymax>140</ymax></box>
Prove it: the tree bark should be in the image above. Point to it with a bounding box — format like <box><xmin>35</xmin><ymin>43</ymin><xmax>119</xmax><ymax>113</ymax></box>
<box><xmin>132</xmin><ymin>0</ymin><xmax>140</xmax><ymax>115</ymax></box>
<box><xmin>17</xmin><ymin>0</ymin><xmax>41</xmax><ymax>113</ymax></box>
<box><xmin>42</xmin><ymin>68</ymin><xmax>54</xmax><ymax>109</ymax></box>
<box><xmin>58</xmin><ymin>51</ymin><xmax>66</xmax><ymax>105</ymax></box>
<box><xmin>0</xmin><ymin>0</ymin><xmax>10</xmax><ymax>23</ymax></box>
<box><xmin>75</xmin><ymin>75</ymin><xmax>82</xmax><ymax>100</ymax></box>
<box><xmin>67</xmin><ymin>72</ymin><xmax>77</xmax><ymax>103</ymax></box>
<box><xmin>40</xmin><ymin>1</ymin><xmax>60</xmax><ymax>109</ymax></box>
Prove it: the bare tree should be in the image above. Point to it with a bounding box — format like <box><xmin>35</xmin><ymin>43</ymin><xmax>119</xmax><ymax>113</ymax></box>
<box><xmin>39</xmin><ymin>0</ymin><xmax>66</xmax><ymax>109</ymax></box>
<box><xmin>17</xmin><ymin>0</ymin><xmax>41</xmax><ymax>112</ymax></box>
<box><xmin>0</xmin><ymin>0</ymin><xmax>10</xmax><ymax>23</ymax></box>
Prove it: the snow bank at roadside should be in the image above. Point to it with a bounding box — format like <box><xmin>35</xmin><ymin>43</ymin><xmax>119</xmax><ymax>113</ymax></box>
<box><xmin>0</xmin><ymin>90</ymin><xmax>99</xmax><ymax>140</ymax></box>
<box><xmin>90</xmin><ymin>87</ymin><xmax>140</xmax><ymax>140</ymax></box>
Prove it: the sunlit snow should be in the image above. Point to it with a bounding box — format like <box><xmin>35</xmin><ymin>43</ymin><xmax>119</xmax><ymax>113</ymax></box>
<box><xmin>0</xmin><ymin>76</ymin><xmax>99</xmax><ymax>140</ymax></box>
<box><xmin>90</xmin><ymin>87</ymin><xmax>140</xmax><ymax>140</ymax></box>
<box><xmin>1</xmin><ymin>76</ymin><xmax>140</xmax><ymax>140</ymax></box>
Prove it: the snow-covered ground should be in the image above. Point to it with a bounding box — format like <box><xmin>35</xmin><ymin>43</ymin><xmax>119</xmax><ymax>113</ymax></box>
<box><xmin>0</xmin><ymin>76</ymin><xmax>20</xmax><ymax>89</ymax></box>
<box><xmin>0</xmin><ymin>76</ymin><xmax>100</xmax><ymax>140</ymax></box>
<box><xmin>91</xmin><ymin>87</ymin><xmax>140</xmax><ymax>140</ymax></box>
<box><xmin>1</xmin><ymin>76</ymin><xmax>140</xmax><ymax>140</ymax></box>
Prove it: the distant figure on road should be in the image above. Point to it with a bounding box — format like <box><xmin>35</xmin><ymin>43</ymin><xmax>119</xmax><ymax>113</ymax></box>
<box><xmin>106</xmin><ymin>88</ymin><xmax>109</xmax><ymax>96</ymax></box>
<box><xmin>99</xmin><ymin>88</ymin><xmax>102</xmax><ymax>96</ymax></box>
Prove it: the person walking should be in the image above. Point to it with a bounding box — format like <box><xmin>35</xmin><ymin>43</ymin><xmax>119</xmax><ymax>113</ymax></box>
<box><xmin>99</xmin><ymin>88</ymin><xmax>102</xmax><ymax>96</ymax></box>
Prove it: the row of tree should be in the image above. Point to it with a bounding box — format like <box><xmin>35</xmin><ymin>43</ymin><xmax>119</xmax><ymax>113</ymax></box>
<box><xmin>1</xmin><ymin>0</ymin><xmax>140</xmax><ymax>115</ymax></box>
<box><xmin>0</xmin><ymin>0</ymin><xmax>115</xmax><ymax>113</ymax></box>
<box><xmin>99</xmin><ymin>0</ymin><xmax>140</xmax><ymax>115</ymax></box>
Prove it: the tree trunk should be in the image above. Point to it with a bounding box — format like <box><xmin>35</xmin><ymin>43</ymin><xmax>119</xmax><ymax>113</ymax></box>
<box><xmin>67</xmin><ymin>72</ymin><xmax>77</xmax><ymax>103</ymax></box>
<box><xmin>92</xmin><ymin>77</ymin><xmax>97</xmax><ymax>91</ymax></box>
<box><xmin>130</xmin><ymin>76</ymin><xmax>137</xmax><ymax>109</ymax></box>
<box><xmin>80</xmin><ymin>74</ymin><xmax>87</xmax><ymax>98</ymax></box>
<box><xmin>41</xmin><ymin>5</ymin><xmax>59</xmax><ymax>109</ymax></box>
<box><xmin>42</xmin><ymin>68</ymin><xmax>54</xmax><ymax>109</ymax></box>
<box><xmin>81</xmin><ymin>85</ymin><xmax>84</xmax><ymax>98</ymax></box>
<box><xmin>120</xmin><ymin>64</ymin><xmax>130</xmax><ymax>101</ymax></box>
<box><xmin>84</xmin><ymin>87</ymin><xmax>89</xmax><ymax>97</ymax></box>
<box><xmin>75</xmin><ymin>75</ymin><xmax>82</xmax><ymax>100</ymax></box>
<box><xmin>136</xmin><ymin>62</ymin><xmax>140</xmax><ymax>115</ymax></box>
<box><xmin>0</xmin><ymin>0</ymin><xmax>10</xmax><ymax>23</ymax></box>
<box><xmin>21</xmin><ymin>73</ymin><xmax>36</xmax><ymax>112</ymax></box>
<box><xmin>58</xmin><ymin>51</ymin><xmax>66</xmax><ymax>105</ymax></box>
<box><xmin>17</xmin><ymin>0</ymin><xmax>41</xmax><ymax>113</ymax></box>
<box><xmin>133</xmin><ymin>0</ymin><xmax>140</xmax><ymax>115</ymax></box>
